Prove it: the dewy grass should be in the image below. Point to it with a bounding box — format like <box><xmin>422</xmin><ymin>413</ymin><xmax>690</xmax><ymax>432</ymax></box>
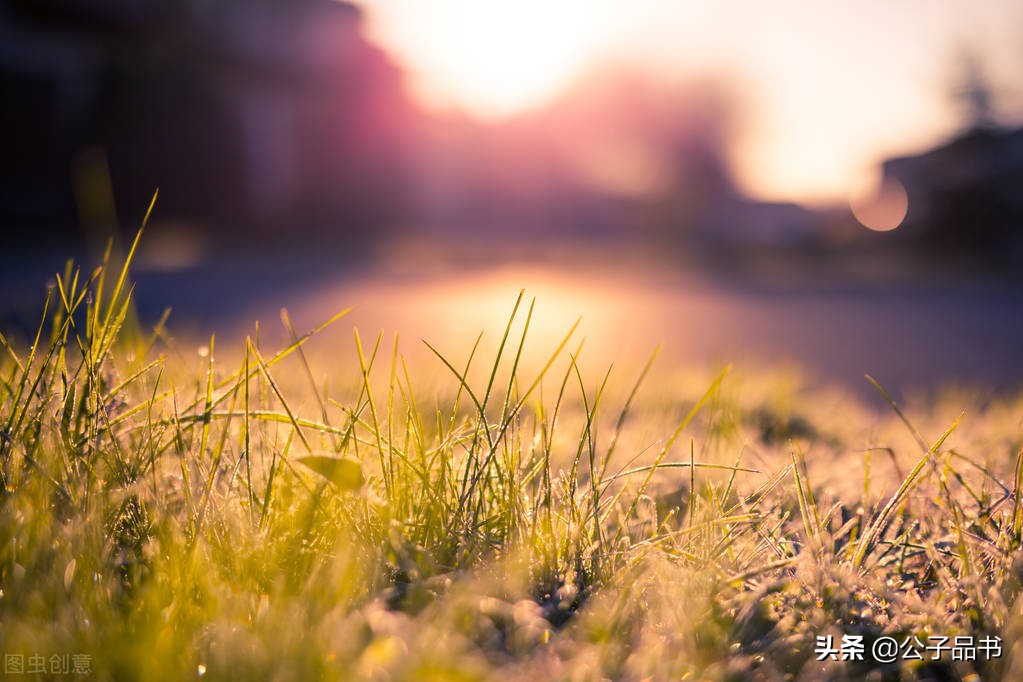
<box><xmin>2</xmin><ymin>231</ymin><xmax>1023</xmax><ymax>680</ymax></box>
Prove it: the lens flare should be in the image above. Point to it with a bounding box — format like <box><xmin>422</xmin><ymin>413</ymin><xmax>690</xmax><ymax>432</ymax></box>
<box><xmin>850</xmin><ymin>176</ymin><xmax>908</xmax><ymax>232</ymax></box>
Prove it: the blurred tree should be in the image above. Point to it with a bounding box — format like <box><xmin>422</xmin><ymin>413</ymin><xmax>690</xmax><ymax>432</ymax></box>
<box><xmin>949</xmin><ymin>48</ymin><xmax>1000</xmax><ymax>130</ymax></box>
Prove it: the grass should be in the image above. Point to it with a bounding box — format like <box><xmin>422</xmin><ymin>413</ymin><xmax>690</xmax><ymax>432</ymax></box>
<box><xmin>2</xmin><ymin>232</ymin><xmax>1023</xmax><ymax>680</ymax></box>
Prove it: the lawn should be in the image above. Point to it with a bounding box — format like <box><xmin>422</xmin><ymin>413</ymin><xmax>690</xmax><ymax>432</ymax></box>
<box><xmin>2</xmin><ymin>230</ymin><xmax>1022</xmax><ymax>681</ymax></box>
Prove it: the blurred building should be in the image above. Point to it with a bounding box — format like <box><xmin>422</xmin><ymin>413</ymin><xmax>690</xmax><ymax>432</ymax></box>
<box><xmin>406</xmin><ymin>69</ymin><xmax>824</xmax><ymax>252</ymax></box>
<box><xmin>0</xmin><ymin>0</ymin><xmax>416</xmax><ymax>251</ymax></box>
<box><xmin>882</xmin><ymin>124</ymin><xmax>1023</xmax><ymax>267</ymax></box>
<box><xmin>695</xmin><ymin>198</ymin><xmax>818</xmax><ymax>249</ymax></box>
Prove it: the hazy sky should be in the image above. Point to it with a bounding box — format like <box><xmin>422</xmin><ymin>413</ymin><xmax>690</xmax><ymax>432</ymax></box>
<box><xmin>360</xmin><ymin>0</ymin><xmax>1023</xmax><ymax>205</ymax></box>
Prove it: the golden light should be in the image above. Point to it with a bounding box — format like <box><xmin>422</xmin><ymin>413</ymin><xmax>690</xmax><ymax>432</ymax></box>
<box><xmin>394</xmin><ymin>0</ymin><xmax>597</xmax><ymax>120</ymax></box>
<box><xmin>573</xmin><ymin>133</ymin><xmax>672</xmax><ymax>198</ymax></box>
<box><xmin>849</xmin><ymin>174</ymin><xmax>908</xmax><ymax>232</ymax></box>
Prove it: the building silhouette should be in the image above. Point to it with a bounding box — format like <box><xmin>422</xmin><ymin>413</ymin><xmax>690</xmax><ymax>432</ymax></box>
<box><xmin>882</xmin><ymin>124</ymin><xmax>1023</xmax><ymax>267</ymax></box>
<box><xmin>0</xmin><ymin>0</ymin><xmax>415</xmax><ymax>249</ymax></box>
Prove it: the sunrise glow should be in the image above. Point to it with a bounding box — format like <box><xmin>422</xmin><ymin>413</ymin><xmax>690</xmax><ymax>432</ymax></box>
<box><xmin>363</xmin><ymin>0</ymin><xmax>1023</xmax><ymax>205</ymax></box>
<box><xmin>365</xmin><ymin>0</ymin><xmax>600</xmax><ymax>120</ymax></box>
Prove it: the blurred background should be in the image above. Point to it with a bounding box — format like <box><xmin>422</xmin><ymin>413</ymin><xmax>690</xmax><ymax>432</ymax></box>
<box><xmin>2</xmin><ymin>0</ymin><xmax>1023</xmax><ymax>398</ymax></box>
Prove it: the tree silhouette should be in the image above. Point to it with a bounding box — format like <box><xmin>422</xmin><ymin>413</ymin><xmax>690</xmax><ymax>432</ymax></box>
<box><xmin>949</xmin><ymin>49</ymin><xmax>999</xmax><ymax>130</ymax></box>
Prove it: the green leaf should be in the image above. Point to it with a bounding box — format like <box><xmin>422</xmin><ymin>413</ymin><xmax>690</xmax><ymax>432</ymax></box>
<box><xmin>297</xmin><ymin>456</ymin><xmax>364</xmax><ymax>491</ymax></box>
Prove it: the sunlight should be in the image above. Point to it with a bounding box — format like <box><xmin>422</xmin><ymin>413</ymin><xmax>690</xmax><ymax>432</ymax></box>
<box><xmin>374</xmin><ymin>0</ymin><xmax>598</xmax><ymax>120</ymax></box>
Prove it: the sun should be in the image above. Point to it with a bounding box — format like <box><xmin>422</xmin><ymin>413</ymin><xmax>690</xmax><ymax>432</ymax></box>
<box><xmin>367</xmin><ymin>0</ymin><xmax>600</xmax><ymax>120</ymax></box>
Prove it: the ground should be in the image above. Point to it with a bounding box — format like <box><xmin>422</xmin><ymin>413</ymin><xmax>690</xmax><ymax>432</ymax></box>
<box><xmin>2</xmin><ymin>245</ymin><xmax>1023</xmax><ymax>681</ymax></box>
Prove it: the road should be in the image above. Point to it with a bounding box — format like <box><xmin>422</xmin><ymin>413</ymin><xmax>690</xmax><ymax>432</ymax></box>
<box><xmin>5</xmin><ymin>256</ymin><xmax>1023</xmax><ymax>401</ymax></box>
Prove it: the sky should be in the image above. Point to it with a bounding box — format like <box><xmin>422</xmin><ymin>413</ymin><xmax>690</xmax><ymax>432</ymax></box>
<box><xmin>359</xmin><ymin>0</ymin><xmax>1023</xmax><ymax>206</ymax></box>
